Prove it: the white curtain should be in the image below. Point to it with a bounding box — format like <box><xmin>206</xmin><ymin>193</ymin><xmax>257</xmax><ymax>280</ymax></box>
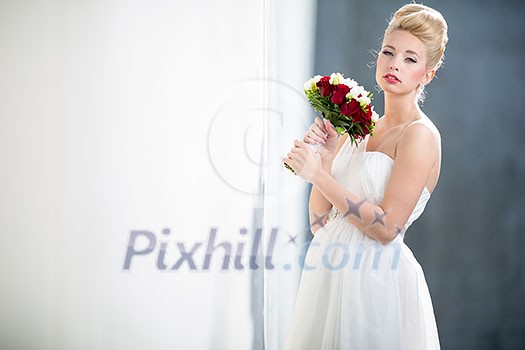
<box><xmin>0</xmin><ymin>0</ymin><xmax>316</xmax><ymax>348</ymax></box>
<box><xmin>262</xmin><ymin>0</ymin><xmax>317</xmax><ymax>349</ymax></box>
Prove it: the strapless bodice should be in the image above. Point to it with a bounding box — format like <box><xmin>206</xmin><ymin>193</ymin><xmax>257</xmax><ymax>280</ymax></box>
<box><xmin>329</xmin><ymin>135</ymin><xmax>431</xmax><ymax>238</ymax></box>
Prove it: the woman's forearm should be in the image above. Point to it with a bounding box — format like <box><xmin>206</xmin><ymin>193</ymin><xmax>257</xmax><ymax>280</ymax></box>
<box><xmin>312</xmin><ymin>168</ymin><xmax>398</xmax><ymax>244</ymax></box>
<box><xmin>308</xmin><ymin>158</ymin><xmax>334</xmax><ymax>234</ymax></box>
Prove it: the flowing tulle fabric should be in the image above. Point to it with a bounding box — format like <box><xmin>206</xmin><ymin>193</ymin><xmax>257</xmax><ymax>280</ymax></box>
<box><xmin>284</xmin><ymin>134</ymin><xmax>440</xmax><ymax>350</ymax></box>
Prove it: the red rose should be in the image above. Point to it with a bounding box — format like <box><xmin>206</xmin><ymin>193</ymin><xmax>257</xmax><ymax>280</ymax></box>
<box><xmin>340</xmin><ymin>99</ymin><xmax>361</xmax><ymax>117</ymax></box>
<box><xmin>330</xmin><ymin>84</ymin><xmax>350</xmax><ymax>105</ymax></box>
<box><xmin>354</xmin><ymin>106</ymin><xmax>372</xmax><ymax>130</ymax></box>
<box><xmin>365</xmin><ymin>105</ymin><xmax>372</xmax><ymax>124</ymax></box>
<box><xmin>316</xmin><ymin>76</ymin><xmax>333</xmax><ymax>97</ymax></box>
<box><xmin>354</xmin><ymin>109</ymin><xmax>365</xmax><ymax>123</ymax></box>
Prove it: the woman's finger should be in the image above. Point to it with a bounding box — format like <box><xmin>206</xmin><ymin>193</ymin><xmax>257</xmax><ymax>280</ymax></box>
<box><xmin>324</xmin><ymin>119</ymin><xmax>338</xmax><ymax>136</ymax></box>
<box><xmin>294</xmin><ymin>139</ymin><xmax>308</xmax><ymax>149</ymax></box>
<box><xmin>310</xmin><ymin>122</ymin><xmax>324</xmax><ymax>135</ymax></box>
<box><xmin>285</xmin><ymin>156</ymin><xmax>297</xmax><ymax>168</ymax></box>
<box><xmin>310</xmin><ymin>122</ymin><xmax>328</xmax><ymax>141</ymax></box>
<box><xmin>315</xmin><ymin>117</ymin><xmax>328</xmax><ymax>134</ymax></box>
<box><xmin>306</xmin><ymin>130</ymin><xmax>325</xmax><ymax>144</ymax></box>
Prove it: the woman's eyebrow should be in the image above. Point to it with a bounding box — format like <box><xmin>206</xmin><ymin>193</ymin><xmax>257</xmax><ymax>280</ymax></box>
<box><xmin>406</xmin><ymin>50</ymin><xmax>420</xmax><ymax>58</ymax></box>
<box><xmin>384</xmin><ymin>45</ymin><xmax>420</xmax><ymax>58</ymax></box>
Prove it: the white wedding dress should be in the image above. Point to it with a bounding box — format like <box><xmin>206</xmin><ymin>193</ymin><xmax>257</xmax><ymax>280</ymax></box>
<box><xmin>284</xmin><ymin>134</ymin><xmax>440</xmax><ymax>350</ymax></box>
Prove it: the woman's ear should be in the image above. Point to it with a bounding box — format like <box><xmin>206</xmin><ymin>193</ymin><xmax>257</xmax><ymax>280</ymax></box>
<box><xmin>422</xmin><ymin>70</ymin><xmax>435</xmax><ymax>85</ymax></box>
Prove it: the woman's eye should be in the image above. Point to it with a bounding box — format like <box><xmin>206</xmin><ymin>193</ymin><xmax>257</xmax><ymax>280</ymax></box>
<box><xmin>382</xmin><ymin>50</ymin><xmax>393</xmax><ymax>56</ymax></box>
<box><xmin>405</xmin><ymin>57</ymin><xmax>417</xmax><ymax>63</ymax></box>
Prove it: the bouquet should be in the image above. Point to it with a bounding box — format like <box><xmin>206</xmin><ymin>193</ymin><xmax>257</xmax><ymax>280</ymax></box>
<box><xmin>285</xmin><ymin>72</ymin><xmax>378</xmax><ymax>173</ymax></box>
<box><xmin>304</xmin><ymin>72</ymin><xmax>378</xmax><ymax>144</ymax></box>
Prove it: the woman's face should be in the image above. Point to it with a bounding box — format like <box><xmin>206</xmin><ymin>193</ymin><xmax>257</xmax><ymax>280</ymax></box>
<box><xmin>376</xmin><ymin>30</ymin><xmax>434</xmax><ymax>97</ymax></box>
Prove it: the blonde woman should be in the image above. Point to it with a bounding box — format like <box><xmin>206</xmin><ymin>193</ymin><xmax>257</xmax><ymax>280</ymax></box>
<box><xmin>284</xmin><ymin>3</ymin><xmax>448</xmax><ymax>349</ymax></box>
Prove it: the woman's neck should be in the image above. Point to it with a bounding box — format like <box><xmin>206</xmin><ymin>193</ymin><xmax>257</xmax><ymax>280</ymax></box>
<box><xmin>382</xmin><ymin>91</ymin><xmax>421</xmax><ymax>126</ymax></box>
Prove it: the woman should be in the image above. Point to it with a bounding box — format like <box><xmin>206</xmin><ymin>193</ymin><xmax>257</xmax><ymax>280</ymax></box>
<box><xmin>283</xmin><ymin>3</ymin><xmax>448</xmax><ymax>349</ymax></box>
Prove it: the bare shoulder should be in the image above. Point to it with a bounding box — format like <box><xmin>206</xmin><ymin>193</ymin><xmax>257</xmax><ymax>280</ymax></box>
<box><xmin>395</xmin><ymin>115</ymin><xmax>441</xmax><ymax>165</ymax></box>
<box><xmin>400</xmin><ymin>115</ymin><xmax>441</xmax><ymax>149</ymax></box>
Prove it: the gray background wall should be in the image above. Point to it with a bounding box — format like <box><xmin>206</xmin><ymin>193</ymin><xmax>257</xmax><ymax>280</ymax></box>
<box><xmin>314</xmin><ymin>0</ymin><xmax>525</xmax><ymax>349</ymax></box>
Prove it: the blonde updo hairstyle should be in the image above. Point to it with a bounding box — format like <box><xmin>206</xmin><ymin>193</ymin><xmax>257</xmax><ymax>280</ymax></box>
<box><xmin>383</xmin><ymin>3</ymin><xmax>448</xmax><ymax>101</ymax></box>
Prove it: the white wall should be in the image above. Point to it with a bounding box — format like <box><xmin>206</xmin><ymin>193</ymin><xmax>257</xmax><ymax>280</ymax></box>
<box><xmin>0</xmin><ymin>0</ymin><xmax>260</xmax><ymax>348</ymax></box>
<box><xmin>0</xmin><ymin>0</ymin><xmax>316</xmax><ymax>349</ymax></box>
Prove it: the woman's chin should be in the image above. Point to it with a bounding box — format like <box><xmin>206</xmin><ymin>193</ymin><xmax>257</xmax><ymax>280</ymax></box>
<box><xmin>376</xmin><ymin>81</ymin><xmax>396</xmax><ymax>94</ymax></box>
<box><xmin>379</xmin><ymin>85</ymin><xmax>417</xmax><ymax>97</ymax></box>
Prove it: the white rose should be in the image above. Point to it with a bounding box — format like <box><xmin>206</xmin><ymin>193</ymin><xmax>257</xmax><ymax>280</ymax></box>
<box><xmin>329</xmin><ymin>72</ymin><xmax>345</xmax><ymax>85</ymax></box>
<box><xmin>343</xmin><ymin>78</ymin><xmax>357</xmax><ymax>89</ymax></box>
<box><xmin>304</xmin><ymin>75</ymin><xmax>324</xmax><ymax>90</ymax></box>
<box><xmin>358</xmin><ymin>96</ymin><xmax>371</xmax><ymax>106</ymax></box>
<box><xmin>371</xmin><ymin>107</ymin><xmax>379</xmax><ymax>122</ymax></box>
<box><xmin>304</xmin><ymin>78</ymin><xmax>315</xmax><ymax>91</ymax></box>
<box><xmin>349</xmin><ymin>85</ymin><xmax>365</xmax><ymax>99</ymax></box>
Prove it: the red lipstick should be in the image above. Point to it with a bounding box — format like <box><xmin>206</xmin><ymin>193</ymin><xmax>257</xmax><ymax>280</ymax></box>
<box><xmin>383</xmin><ymin>74</ymin><xmax>401</xmax><ymax>83</ymax></box>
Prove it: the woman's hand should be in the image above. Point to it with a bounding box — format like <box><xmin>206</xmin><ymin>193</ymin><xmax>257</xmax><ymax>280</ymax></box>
<box><xmin>284</xmin><ymin>140</ymin><xmax>323</xmax><ymax>183</ymax></box>
<box><xmin>303</xmin><ymin>117</ymin><xmax>339</xmax><ymax>161</ymax></box>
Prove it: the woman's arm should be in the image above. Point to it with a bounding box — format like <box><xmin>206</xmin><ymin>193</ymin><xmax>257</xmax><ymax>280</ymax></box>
<box><xmin>301</xmin><ymin>117</ymin><xmax>349</xmax><ymax>234</ymax></box>
<box><xmin>308</xmin><ymin>134</ymin><xmax>348</xmax><ymax>234</ymax></box>
<box><xmin>287</xmin><ymin>122</ymin><xmax>439</xmax><ymax>244</ymax></box>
